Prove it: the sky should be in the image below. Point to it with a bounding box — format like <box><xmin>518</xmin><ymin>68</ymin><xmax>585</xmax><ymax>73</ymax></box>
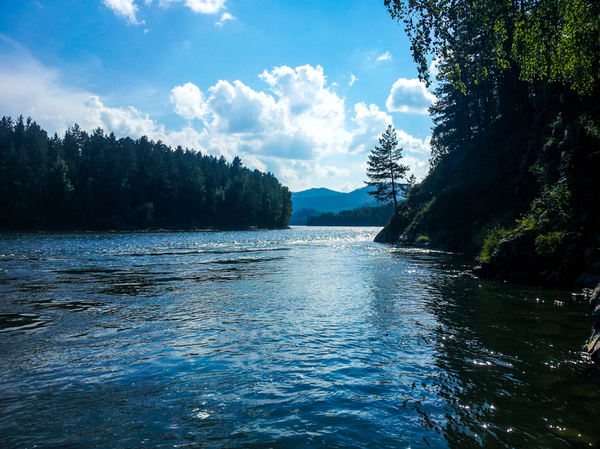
<box><xmin>0</xmin><ymin>0</ymin><xmax>437</xmax><ymax>193</ymax></box>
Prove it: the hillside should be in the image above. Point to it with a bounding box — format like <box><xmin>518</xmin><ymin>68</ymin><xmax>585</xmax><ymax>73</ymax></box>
<box><xmin>290</xmin><ymin>186</ymin><xmax>398</xmax><ymax>225</ymax></box>
<box><xmin>292</xmin><ymin>186</ymin><xmax>378</xmax><ymax>213</ymax></box>
<box><xmin>380</xmin><ymin>0</ymin><xmax>600</xmax><ymax>361</ymax></box>
<box><xmin>0</xmin><ymin>117</ymin><xmax>292</xmax><ymax>231</ymax></box>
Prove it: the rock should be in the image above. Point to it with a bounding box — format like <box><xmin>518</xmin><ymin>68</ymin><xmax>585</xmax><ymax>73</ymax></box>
<box><xmin>590</xmin><ymin>284</ymin><xmax>600</xmax><ymax>310</ymax></box>
<box><xmin>472</xmin><ymin>262</ymin><xmax>498</xmax><ymax>279</ymax></box>
<box><xmin>586</xmin><ymin>283</ymin><xmax>600</xmax><ymax>362</ymax></box>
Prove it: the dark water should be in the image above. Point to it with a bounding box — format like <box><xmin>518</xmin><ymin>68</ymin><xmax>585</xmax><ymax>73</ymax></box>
<box><xmin>0</xmin><ymin>227</ymin><xmax>598</xmax><ymax>448</ymax></box>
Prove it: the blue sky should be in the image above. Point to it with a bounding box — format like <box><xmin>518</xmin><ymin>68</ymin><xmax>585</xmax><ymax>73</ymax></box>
<box><xmin>0</xmin><ymin>0</ymin><xmax>436</xmax><ymax>192</ymax></box>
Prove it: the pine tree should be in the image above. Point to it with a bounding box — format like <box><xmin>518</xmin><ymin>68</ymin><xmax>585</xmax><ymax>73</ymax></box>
<box><xmin>365</xmin><ymin>124</ymin><xmax>408</xmax><ymax>208</ymax></box>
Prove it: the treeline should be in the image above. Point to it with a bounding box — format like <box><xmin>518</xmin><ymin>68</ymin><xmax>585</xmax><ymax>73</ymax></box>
<box><xmin>306</xmin><ymin>203</ymin><xmax>395</xmax><ymax>226</ymax></box>
<box><xmin>379</xmin><ymin>0</ymin><xmax>600</xmax><ymax>284</ymax></box>
<box><xmin>0</xmin><ymin>116</ymin><xmax>292</xmax><ymax>230</ymax></box>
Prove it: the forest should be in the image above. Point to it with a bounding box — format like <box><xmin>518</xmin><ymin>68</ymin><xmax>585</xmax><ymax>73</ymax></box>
<box><xmin>378</xmin><ymin>0</ymin><xmax>600</xmax><ymax>286</ymax></box>
<box><xmin>0</xmin><ymin>117</ymin><xmax>292</xmax><ymax>231</ymax></box>
<box><xmin>306</xmin><ymin>203</ymin><xmax>395</xmax><ymax>227</ymax></box>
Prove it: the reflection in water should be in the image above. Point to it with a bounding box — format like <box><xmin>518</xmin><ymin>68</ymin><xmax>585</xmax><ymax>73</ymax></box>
<box><xmin>0</xmin><ymin>229</ymin><xmax>598</xmax><ymax>448</ymax></box>
<box><xmin>425</xmin><ymin>274</ymin><xmax>600</xmax><ymax>448</ymax></box>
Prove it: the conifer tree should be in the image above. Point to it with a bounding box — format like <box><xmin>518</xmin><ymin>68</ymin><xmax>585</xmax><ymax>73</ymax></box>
<box><xmin>365</xmin><ymin>124</ymin><xmax>408</xmax><ymax>208</ymax></box>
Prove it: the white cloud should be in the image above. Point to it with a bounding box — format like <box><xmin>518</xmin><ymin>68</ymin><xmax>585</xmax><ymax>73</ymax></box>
<box><xmin>386</xmin><ymin>78</ymin><xmax>436</xmax><ymax>114</ymax></box>
<box><xmin>215</xmin><ymin>12</ymin><xmax>234</xmax><ymax>26</ymax></box>
<box><xmin>159</xmin><ymin>0</ymin><xmax>225</xmax><ymax>14</ymax></box>
<box><xmin>349</xmin><ymin>73</ymin><xmax>358</xmax><ymax>87</ymax></box>
<box><xmin>0</xmin><ymin>46</ymin><xmax>208</xmax><ymax>151</ymax></box>
<box><xmin>86</xmin><ymin>96</ymin><xmax>209</xmax><ymax>150</ymax></box>
<box><xmin>315</xmin><ymin>164</ymin><xmax>349</xmax><ymax>178</ymax></box>
<box><xmin>169</xmin><ymin>82</ymin><xmax>209</xmax><ymax>120</ymax></box>
<box><xmin>170</xmin><ymin>65</ymin><xmax>349</xmax><ymax>162</ymax></box>
<box><xmin>377</xmin><ymin>51</ymin><xmax>391</xmax><ymax>61</ymax></box>
<box><xmin>184</xmin><ymin>0</ymin><xmax>226</xmax><ymax>13</ymax></box>
<box><xmin>0</xmin><ymin>49</ymin><xmax>94</xmax><ymax>133</ymax></box>
<box><xmin>349</xmin><ymin>102</ymin><xmax>392</xmax><ymax>154</ymax></box>
<box><xmin>0</xmin><ymin>42</ymin><xmax>431</xmax><ymax>192</ymax></box>
<box><xmin>168</xmin><ymin>65</ymin><xmax>434</xmax><ymax>189</ymax></box>
<box><xmin>104</xmin><ymin>0</ymin><xmax>226</xmax><ymax>23</ymax></box>
<box><xmin>397</xmin><ymin>132</ymin><xmax>431</xmax><ymax>156</ymax></box>
<box><xmin>103</xmin><ymin>0</ymin><xmax>140</xmax><ymax>24</ymax></box>
<box><xmin>402</xmin><ymin>155</ymin><xmax>429</xmax><ymax>180</ymax></box>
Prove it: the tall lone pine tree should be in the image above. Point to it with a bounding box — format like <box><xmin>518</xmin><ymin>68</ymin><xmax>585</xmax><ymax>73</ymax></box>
<box><xmin>365</xmin><ymin>124</ymin><xmax>409</xmax><ymax>208</ymax></box>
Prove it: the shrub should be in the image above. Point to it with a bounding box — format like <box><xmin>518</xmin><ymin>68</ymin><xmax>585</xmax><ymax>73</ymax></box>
<box><xmin>535</xmin><ymin>231</ymin><xmax>565</xmax><ymax>255</ymax></box>
<box><xmin>479</xmin><ymin>227</ymin><xmax>512</xmax><ymax>262</ymax></box>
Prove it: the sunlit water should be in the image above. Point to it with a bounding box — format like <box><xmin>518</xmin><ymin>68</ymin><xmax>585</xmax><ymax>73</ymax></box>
<box><xmin>0</xmin><ymin>227</ymin><xmax>598</xmax><ymax>448</ymax></box>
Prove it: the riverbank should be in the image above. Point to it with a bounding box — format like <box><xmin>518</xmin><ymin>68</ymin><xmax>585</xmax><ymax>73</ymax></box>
<box><xmin>0</xmin><ymin>226</ymin><xmax>291</xmax><ymax>235</ymax></box>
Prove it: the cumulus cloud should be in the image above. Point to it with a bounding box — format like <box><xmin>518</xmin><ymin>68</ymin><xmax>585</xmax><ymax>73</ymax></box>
<box><xmin>397</xmin><ymin>131</ymin><xmax>431</xmax><ymax>156</ymax></box>
<box><xmin>386</xmin><ymin>78</ymin><xmax>436</xmax><ymax>114</ymax></box>
<box><xmin>103</xmin><ymin>0</ymin><xmax>140</xmax><ymax>24</ymax></box>
<box><xmin>171</xmin><ymin>65</ymin><xmax>348</xmax><ymax>162</ymax></box>
<box><xmin>215</xmin><ymin>12</ymin><xmax>234</xmax><ymax>26</ymax></box>
<box><xmin>377</xmin><ymin>51</ymin><xmax>391</xmax><ymax>61</ymax></box>
<box><xmin>168</xmin><ymin>65</ymin><xmax>434</xmax><ymax>188</ymax></box>
<box><xmin>86</xmin><ymin>96</ymin><xmax>209</xmax><ymax>150</ymax></box>
<box><xmin>349</xmin><ymin>102</ymin><xmax>392</xmax><ymax>154</ymax></box>
<box><xmin>169</xmin><ymin>82</ymin><xmax>209</xmax><ymax>120</ymax></box>
<box><xmin>0</xmin><ymin>40</ymin><xmax>431</xmax><ymax>191</ymax></box>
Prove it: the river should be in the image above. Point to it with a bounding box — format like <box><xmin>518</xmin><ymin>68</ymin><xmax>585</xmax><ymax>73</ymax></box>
<box><xmin>0</xmin><ymin>227</ymin><xmax>598</xmax><ymax>448</ymax></box>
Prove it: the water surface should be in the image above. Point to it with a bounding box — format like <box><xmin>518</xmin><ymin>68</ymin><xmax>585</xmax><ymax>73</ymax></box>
<box><xmin>0</xmin><ymin>227</ymin><xmax>598</xmax><ymax>448</ymax></box>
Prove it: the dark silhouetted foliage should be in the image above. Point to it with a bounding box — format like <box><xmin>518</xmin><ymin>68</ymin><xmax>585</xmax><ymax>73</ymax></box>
<box><xmin>379</xmin><ymin>0</ymin><xmax>600</xmax><ymax>284</ymax></box>
<box><xmin>365</xmin><ymin>125</ymin><xmax>408</xmax><ymax>208</ymax></box>
<box><xmin>0</xmin><ymin>117</ymin><xmax>292</xmax><ymax>230</ymax></box>
<box><xmin>306</xmin><ymin>202</ymin><xmax>395</xmax><ymax>227</ymax></box>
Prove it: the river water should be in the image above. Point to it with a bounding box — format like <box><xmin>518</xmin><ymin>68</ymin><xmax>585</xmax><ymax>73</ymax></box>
<box><xmin>0</xmin><ymin>227</ymin><xmax>598</xmax><ymax>448</ymax></box>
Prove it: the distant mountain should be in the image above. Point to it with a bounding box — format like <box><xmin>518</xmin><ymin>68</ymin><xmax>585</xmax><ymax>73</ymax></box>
<box><xmin>290</xmin><ymin>186</ymin><xmax>402</xmax><ymax>225</ymax></box>
<box><xmin>291</xmin><ymin>188</ymin><xmax>345</xmax><ymax>199</ymax></box>
<box><xmin>292</xmin><ymin>186</ymin><xmax>378</xmax><ymax>214</ymax></box>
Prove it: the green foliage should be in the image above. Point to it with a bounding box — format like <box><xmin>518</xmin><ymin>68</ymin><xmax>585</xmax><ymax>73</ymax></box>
<box><xmin>581</xmin><ymin>115</ymin><xmax>600</xmax><ymax>140</ymax></box>
<box><xmin>366</xmin><ymin>124</ymin><xmax>409</xmax><ymax>208</ymax></box>
<box><xmin>478</xmin><ymin>184</ymin><xmax>572</xmax><ymax>261</ymax></box>
<box><xmin>513</xmin><ymin>0</ymin><xmax>600</xmax><ymax>94</ymax></box>
<box><xmin>535</xmin><ymin>231</ymin><xmax>566</xmax><ymax>256</ymax></box>
<box><xmin>385</xmin><ymin>0</ymin><xmax>600</xmax><ymax>94</ymax></box>
<box><xmin>0</xmin><ymin>116</ymin><xmax>292</xmax><ymax>230</ymax></box>
<box><xmin>516</xmin><ymin>184</ymin><xmax>571</xmax><ymax>233</ymax></box>
<box><xmin>415</xmin><ymin>235</ymin><xmax>429</xmax><ymax>243</ymax></box>
<box><xmin>381</xmin><ymin>0</ymin><xmax>600</xmax><ymax>284</ymax></box>
<box><xmin>406</xmin><ymin>198</ymin><xmax>435</xmax><ymax>234</ymax></box>
<box><xmin>479</xmin><ymin>227</ymin><xmax>512</xmax><ymax>262</ymax></box>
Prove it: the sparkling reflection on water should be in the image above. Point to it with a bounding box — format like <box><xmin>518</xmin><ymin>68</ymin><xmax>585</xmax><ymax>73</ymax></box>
<box><xmin>0</xmin><ymin>227</ymin><xmax>598</xmax><ymax>448</ymax></box>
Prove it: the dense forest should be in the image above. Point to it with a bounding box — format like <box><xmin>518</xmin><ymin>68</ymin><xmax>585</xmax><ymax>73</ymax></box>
<box><xmin>0</xmin><ymin>116</ymin><xmax>292</xmax><ymax>230</ymax></box>
<box><xmin>378</xmin><ymin>0</ymin><xmax>600</xmax><ymax>287</ymax></box>
<box><xmin>306</xmin><ymin>203</ymin><xmax>395</xmax><ymax>227</ymax></box>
